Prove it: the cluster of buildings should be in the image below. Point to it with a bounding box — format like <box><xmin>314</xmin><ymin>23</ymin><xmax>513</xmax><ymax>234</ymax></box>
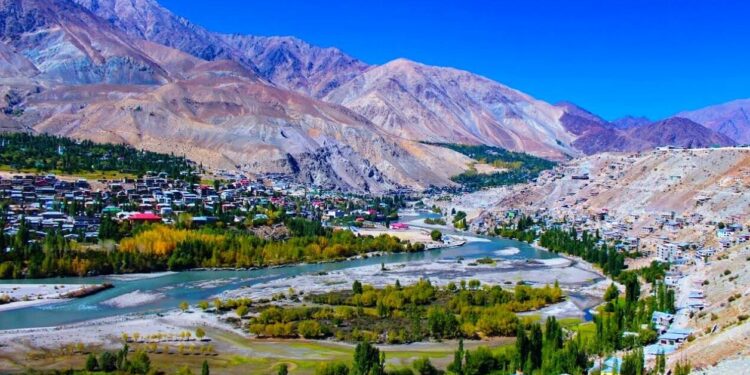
<box><xmin>0</xmin><ymin>171</ymin><xmax>408</xmax><ymax>243</ymax></box>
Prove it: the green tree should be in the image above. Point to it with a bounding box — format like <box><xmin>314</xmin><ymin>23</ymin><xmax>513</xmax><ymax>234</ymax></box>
<box><xmin>352</xmin><ymin>342</ymin><xmax>384</xmax><ymax>375</ymax></box>
<box><xmin>463</xmin><ymin>346</ymin><xmax>500</xmax><ymax>375</ymax></box>
<box><xmin>128</xmin><ymin>350</ymin><xmax>151</xmax><ymax>374</ymax></box>
<box><xmin>99</xmin><ymin>351</ymin><xmax>117</xmax><ymax>372</ymax></box>
<box><xmin>430</xmin><ymin>230</ymin><xmax>442</xmax><ymax>242</ymax></box>
<box><xmin>528</xmin><ymin>323</ymin><xmax>543</xmax><ymax>370</ymax></box>
<box><xmin>197</xmin><ymin>300</ymin><xmax>209</xmax><ymax>310</ymax></box>
<box><xmin>620</xmin><ymin>348</ymin><xmax>644</xmax><ymax>375</ymax></box>
<box><xmin>449</xmin><ymin>339</ymin><xmax>464</xmax><ymax>374</ymax></box>
<box><xmin>202</xmin><ymin>360</ymin><xmax>210</xmax><ymax>375</ymax></box>
<box><xmin>654</xmin><ymin>351</ymin><xmax>666</xmax><ymax>374</ymax></box>
<box><xmin>116</xmin><ymin>344</ymin><xmax>129</xmax><ymax>371</ymax></box>
<box><xmin>515</xmin><ymin>326</ymin><xmax>529</xmax><ymax>370</ymax></box>
<box><xmin>278</xmin><ymin>363</ymin><xmax>289</xmax><ymax>375</ymax></box>
<box><xmin>236</xmin><ymin>305</ymin><xmax>249</xmax><ymax>318</ymax></box>
<box><xmin>98</xmin><ymin>215</ymin><xmax>120</xmax><ymax>240</ymax></box>
<box><xmin>673</xmin><ymin>360</ymin><xmax>691</xmax><ymax>375</ymax></box>
<box><xmin>604</xmin><ymin>283</ymin><xmax>620</xmax><ymax>302</ymax></box>
<box><xmin>623</xmin><ymin>273</ymin><xmax>641</xmax><ymax>304</ymax></box>
<box><xmin>85</xmin><ymin>353</ymin><xmax>99</xmax><ymax>371</ymax></box>
<box><xmin>353</xmin><ymin>280</ymin><xmax>363</xmax><ymax>294</ymax></box>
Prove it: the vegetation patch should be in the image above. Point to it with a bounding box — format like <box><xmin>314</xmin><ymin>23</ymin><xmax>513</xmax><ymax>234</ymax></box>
<box><xmin>0</xmin><ymin>133</ymin><xmax>198</xmax><ymax>180</ymax></box>
<box><xmin>244</xmin><ymin>279</ymin><xmax>564</xmax><ymax>344</ymax></box>
<box><xmin>426</xmin><ymin>143</ymin><xmax>556</xmax><ymax>190</ymax></box>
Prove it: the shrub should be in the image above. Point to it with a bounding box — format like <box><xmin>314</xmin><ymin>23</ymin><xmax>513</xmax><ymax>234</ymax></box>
<box><xmin>297</xmin><ymin>320</ymin><xmax>323</xmax><ymax>339</ymax></box>
<box><xmin>315</xmin><ymin>362</ymin><xmax>350</xmax><ymax>375</ymax></box>
<box><xmin>413</xmin><ymin>357</ymin><xmax>439</xmax><ymax>375</ymax></box>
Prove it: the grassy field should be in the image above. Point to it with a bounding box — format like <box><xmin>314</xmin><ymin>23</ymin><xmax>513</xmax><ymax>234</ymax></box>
<box><xmin>208</xmin><ymin>330</ymin><xmax>514</xmax><ymax>374</ymax></box>
<box><xmin>561</xmin><ymin>317</ymin><xmax>596</xmax><ymax>342</ymax></box>
<box><xmin>0</xmin><ymin>326</ymin><xmax>515</xmax><ymax>374</ymax></box>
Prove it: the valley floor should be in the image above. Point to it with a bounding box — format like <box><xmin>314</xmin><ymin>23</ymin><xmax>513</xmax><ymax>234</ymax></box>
<box><xmin>0</xmin><ymin>236</ymin><xmax>607</xmax><ymax>373</ymax></box>
<box><xmin>0</xmin><ymin>309</ymin><xmax>514</xmax><ymax>374</ymax></box>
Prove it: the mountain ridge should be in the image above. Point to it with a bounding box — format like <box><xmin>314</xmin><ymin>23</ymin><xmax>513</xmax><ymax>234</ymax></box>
<box><xmin>0</xmin><ymin>0</ymin><xmax>743</xmax><ymax>192</ymax></box>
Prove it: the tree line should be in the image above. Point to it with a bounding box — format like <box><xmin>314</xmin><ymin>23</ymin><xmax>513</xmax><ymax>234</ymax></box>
<box><xmin>0</xmin><ymin>132</ymin><xmax>198</xmax><ymax>179</ymax></box>
<box><xmin>0</xmin><ymin>219</ymin><xmax>423</xmax><ymax>279</ymax></box>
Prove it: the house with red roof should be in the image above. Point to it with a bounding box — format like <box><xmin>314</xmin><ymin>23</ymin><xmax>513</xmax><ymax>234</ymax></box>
<box><xmin>128</xmin><ymin>212</ymin><xmax>162</xmax><ymax>223</ymax></box>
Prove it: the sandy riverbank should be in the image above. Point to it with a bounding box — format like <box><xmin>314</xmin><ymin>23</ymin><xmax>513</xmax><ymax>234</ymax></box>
<box><xmin>106</xmin><ymin>271</ymin><xmax>176</xmax><ymax>281</ymax></box>
<box><xmin>0</xmin><ymin>283</ymin><xmax>109</xmax><ymax>312</ymax></box>
<box><xmin>0</xmin><ymin>309</ymin><xmax>233</xmax><ymax>352</ymax></box>
<box><xmin>100</xmin><ymin>290</ymin><xmax>166</xmax><ymax>308</ymax></box>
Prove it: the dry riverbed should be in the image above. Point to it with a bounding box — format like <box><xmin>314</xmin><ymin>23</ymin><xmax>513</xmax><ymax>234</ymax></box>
<box><xmin>217</xmin><ymin>255</ymin><xmax>605</xmax><ymax>319</ymax></box>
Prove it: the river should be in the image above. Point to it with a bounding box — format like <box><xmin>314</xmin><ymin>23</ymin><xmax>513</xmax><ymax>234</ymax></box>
<box><xmin>0</xmin><ymin>212</ymin><xmax>557</xmax><ymax>330</ymax></box>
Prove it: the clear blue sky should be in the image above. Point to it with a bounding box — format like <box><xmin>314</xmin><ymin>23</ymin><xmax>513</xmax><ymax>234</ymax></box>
<box><xmin>160</xmin><ymin>0</ymin><xmax>749</xmax><ymax>120</ymax></box>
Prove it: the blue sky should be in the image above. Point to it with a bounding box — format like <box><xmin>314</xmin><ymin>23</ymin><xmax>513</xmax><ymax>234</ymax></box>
<box><xmin>160</xmin><ymin>0</ymin><xmax>750</xmax><ymax>120</ymax></box>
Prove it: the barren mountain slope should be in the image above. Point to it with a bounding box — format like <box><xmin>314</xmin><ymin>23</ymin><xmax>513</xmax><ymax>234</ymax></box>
<box><xmin>25</xmin><ymin>73</ymin><xmax>472</xmax><ymax>192</ymax></box>
<box><xmin>219</xmin><ymin>34</ymin><xmax>368</xmax><ymax>98</ymax></box>
<box><xmin>625</xmin><ymin>117</ymin><xmax>735</xmax><ymax>149</ymax></box>
<box><xmin>74</xmin><ymin>0</ymin><xmax>368</xmax><ymax>97</ymax></box>
<box><xmin>671</xmin><ymin>240</ymin><xmax>750</xmax><ymax>369</ymax></box>
<box><xmin>0</xmin><ymin>41</ymin><xmax>38</xmax><ymax>78</ymax></box>
<box><xmin>485</xmin><ymin>148</ymin><xmax>750</xmax><ymax>222</ymax></box>
<box><xmin>325</xmin><ymin>58</ymin><xmax>580</xmax><ymax>160</ymax></box>
<box><xmin>611</xmin><ymin>115</ymin><xmax>651</xmax><ymax>129</ymax></box>
<box><xmin>41</xmin><ymin>0</ymin><xmax>738</xmax><ymax>161</ymax></box>
<box><xmin>0</xmin><ymin>0</ymin><xmax>172</xmax><ymax>84</ymax></box>
<box><xmin>74</xmin><ymin>0</ymin><xmax>255</xmax><ymax>68</ymax></box>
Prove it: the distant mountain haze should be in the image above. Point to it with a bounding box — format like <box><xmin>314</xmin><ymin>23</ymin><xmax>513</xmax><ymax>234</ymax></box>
<box><xmin>678</xmin><ymin>99</ymin><xmax>750</xmax><ymax>144</ymax></box>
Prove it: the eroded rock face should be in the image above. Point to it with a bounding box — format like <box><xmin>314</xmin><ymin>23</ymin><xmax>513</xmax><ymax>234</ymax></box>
<box><xmin>287</xmin><ymin>144</ymin><xmax>396</xmax><ymax>193</ymax></box>
<box><xmin>0</xmin><ymin>0</ymin><xmax>170</xmax><ymax>85</ymax></box>
<box><xmin>73</xmin><ymin>0</ymin><xmax>367</xmax><ymax>97</ymax></box>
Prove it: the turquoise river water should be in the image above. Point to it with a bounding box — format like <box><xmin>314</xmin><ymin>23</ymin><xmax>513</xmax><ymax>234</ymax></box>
<box><xmin>0</xmin><ymin>215</ymin><xmax>556</xmax><ymax>330</ymax></box>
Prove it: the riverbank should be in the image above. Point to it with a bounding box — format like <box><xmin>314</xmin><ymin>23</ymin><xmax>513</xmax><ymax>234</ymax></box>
<box><xmin>217</xmin><ymin>253</ymin><xmax>604</xmax><ymax>314</ymax></box>
<box><xmin>350</xmin><ymin>225</ymin><xmax>484</xmax><ymax>249</ymax></box>
<box><xmin>0</xmin><ymin>283</ymin><xmax>112</xmax><ymax>312</ymax></box>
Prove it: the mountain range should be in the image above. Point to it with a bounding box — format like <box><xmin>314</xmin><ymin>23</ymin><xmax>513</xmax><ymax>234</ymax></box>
<box><xmin>0</xmin><ymin>0</ymin><xmax>746</xmax><ymax>192</ymax></box>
